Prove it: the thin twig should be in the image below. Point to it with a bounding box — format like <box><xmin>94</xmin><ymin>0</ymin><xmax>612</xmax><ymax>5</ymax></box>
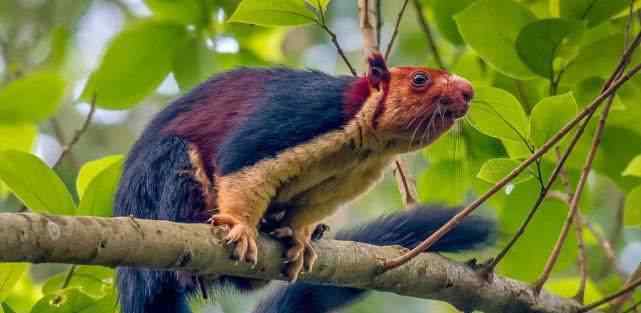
<box><xmin>383</xmin><ymin>61</ymin><xmax>641</xmax><ymax>270</ymax></box>
<box><xmin>533</xmin><ymin>90</ymin><xmax>616</xmax><ymax>294</ymax></box>
<box><xmin>412</xmin><ymin>0</ymin><xmax>445</xmax><ymax>69</ymax></box>
<box><xmin>554</xmin><ymin>148</ymin><xmax>588</xmax><ymax>303</ymax></box>
<box><xmin>610</xmin><ymin>264</ymin><xmax>641</xmax><ymax>313</ymax></box>
<box><xmin>358</xmin><ymin>0</ymin><xmax>417</xmax><ymax>208</ymax></box>
<box><xmin>532</xmin><ymin>19</ymin><xmax>640</xmax><ymax>293</ymax></box>
<box><xmin>475</xmin><ymin>28</ymin><xmax>641</xmax><ymax>274</ymax></box>
<box><xmin>621</xmin><ymin>299</ymin><xmax>641</xmax><ymax>313</ymax></box>
<box><xmin>60</xmin><ymin>264</ymin><xmax>77</xmax><ymax>289</ymax></box>
<box><xmin>482</xmin><ymin>114</ymin><xmax>592</xmax><ymax>274</ymax></box>
<box><xmin>384</xmin><ymin>0</ymin><xmax>410</xmax><ymax>60</ymax></box>
<box><xmin>579</xmin><ymin>277</ymin><xmax>641</xmax><ymax>313</ymax></box>
<box><xmin>315</xmin><ymin>1</ymin><xmax>357</xmax><ymax>76</ymax></box>
<box><xmin>54</xmin><ymin>94</ymin><xmax>97</xmax><ymax>169</ymax></box>
<box><xmin>393</xmin><ymin>158</ymin><xmax>417</xmax><ymax>207</ymax></box>
<box><xmin>584</xmin><ymin>220</ymin><xmax>619</xmax><ymax>272</ymax></box>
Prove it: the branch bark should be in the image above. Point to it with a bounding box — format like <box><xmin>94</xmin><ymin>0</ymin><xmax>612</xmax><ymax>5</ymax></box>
<box><xmin>0</xmin><ymin>213</ymin><xmax>594</xmax><ymax>313</ymax></box>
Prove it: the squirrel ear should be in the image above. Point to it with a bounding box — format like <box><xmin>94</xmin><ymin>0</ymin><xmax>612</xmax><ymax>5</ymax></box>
<box><xmin>367</xmin><ymin>52</ymin><xmax>390</xmax><ymax>90</ymax></box>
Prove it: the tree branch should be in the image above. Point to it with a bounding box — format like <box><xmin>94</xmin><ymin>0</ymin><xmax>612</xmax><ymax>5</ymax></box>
<box><xmin>0</xmin><ymin>213</ymin><xmax>597</xmax><ymax>313</ymax></box>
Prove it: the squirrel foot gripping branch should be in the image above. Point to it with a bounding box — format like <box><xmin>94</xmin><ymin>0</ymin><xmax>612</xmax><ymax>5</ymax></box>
<box><xmin>114</xmin><ymin>52</ymin><xmax>475</xmax><ymax>313</ymax></box>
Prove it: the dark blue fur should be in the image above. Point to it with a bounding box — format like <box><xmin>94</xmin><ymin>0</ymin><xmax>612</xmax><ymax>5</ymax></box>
<box><xmin>252</xmin><ymin>206</ymin><xmax>495</xmax><ymax>313</ymax></box>
<box><xmin>114</xmin><ymin>136</ymin><xmax>207</xmax><ymax>313</ymax></box>
<box><xmin>216</xmin><ymin>69</ymin><xmax>356</xmax><ymax>175</ymax></box>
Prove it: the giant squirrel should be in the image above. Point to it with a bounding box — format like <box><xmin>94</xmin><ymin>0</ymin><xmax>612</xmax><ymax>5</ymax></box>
<box><xmin>115</xmin><ymin>53</ymin><xmax>482</xmax><ymax>313</ymax></box>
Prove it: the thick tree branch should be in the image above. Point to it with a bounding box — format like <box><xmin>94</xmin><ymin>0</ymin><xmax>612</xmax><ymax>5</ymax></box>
<box><xmin>0</xmin><ymin>213</ymin><xmax>595</xmax><ymax>313</ymax></box>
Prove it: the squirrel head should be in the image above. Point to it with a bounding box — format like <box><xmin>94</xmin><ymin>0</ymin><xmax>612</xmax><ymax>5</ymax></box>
<box><xmin>355</xmin><ymin>52</ymin><xmax>474</xmax><ymax>150</ymax></box>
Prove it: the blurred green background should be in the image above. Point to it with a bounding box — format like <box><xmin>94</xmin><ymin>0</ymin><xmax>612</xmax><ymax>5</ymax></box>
<box><xmin>0</xmin><ymin>0</ymin><xmax>640</xmax><ymax>312</ymax></box>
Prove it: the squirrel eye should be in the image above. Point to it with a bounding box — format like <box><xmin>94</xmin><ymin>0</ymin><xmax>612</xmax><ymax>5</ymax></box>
<box><xmin>411</xmin><ymin>72</ymin><xmax>431</xmax><ymax>88</ymax></box>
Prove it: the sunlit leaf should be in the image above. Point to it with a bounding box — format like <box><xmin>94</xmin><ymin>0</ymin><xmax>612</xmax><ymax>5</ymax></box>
<box><xmin>31</xmin><ymin>289</ymin><xmax>116</xmax><ymax>313</ymax></box>
<box><xmin>467</xmin><ymin>86</ymin><xmax>530</xmax><ymax>142</ymax></box>
<box><xmin>77</xmin><ymin>156</ymin><xmax>124</xmax><ymax>217</ymax></box>
<box><xmin>623</xmin><ymin>155</ymin><xmax>641</xmax><ymax>177</ymax></box>
<box><xmin>455</xmin><ymin>0</ymin><xmax>536</xmax><ymax>79</ymax></box>
<box><xmin>0</xmin><ymin>263</ymin><xmax>28</xmax><ymax>302</ymax></box>
<box><xmin>42</xmin><ymin>266</ymin><xmax>114</xmax><ymax>298</ymax></box>
<box><xmin>529</xmin><ymin>93</ymin><xmax>578</xmax><ymax>147</ymax></box>
<box><xmin>0</xmin><ymin>124</ymin><xmax>37</xmax><ymax>153</ymax></box>
<box><xmin>76</xmin><ymin>156</ymin><xmax>124</xmax><ymax>199</ymax></box>
<box><xmin>228</xmin><ymin>0</ymin><xmax>329</xmax><ymax>26</ymax></box>
<box><xmin>82</xmin><ymin>20</ymin><xmax>187</xmax><ymax>109</ymax></box>
<box><xmin>545</xmin><ymin>278</ymin><xmax>603</xmax><ymax>304</ymax></box>
<box><xmin>624</xmin><ymin>186</ymin><xmax>641</xmax><ymax>226</ymax></box>
<box><xmin>477</xmin><ymin>158</ymin><xmax>534</xmax><ymax>185</ymax></box>
<box><xmin>0</xmin><ymin>151</ymin><xmax>75</xmax><ymax>214</ymax></box>
<box><xmin>516</xmin><ymin>18</ymin><xmax>584</xmax><ymax>79</ymax></box>
<box><xmin>0</xmin><ymin>71</ymin><xmax>66</xmax><ymax>124</ymax></box>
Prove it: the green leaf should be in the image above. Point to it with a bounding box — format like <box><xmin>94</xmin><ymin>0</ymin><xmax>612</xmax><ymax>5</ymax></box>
<box><xmin>545</xmin><ymin>278</ymin><xmax>603</xmax><ymax>304</ymax></box>
<box><xmin>0</xmin><ymin>124</ymin><xmax>37</xmax><ymax>200</ymax></box>
<box><xmin>76</xmin><ymin>156</ymin><xmax>124</xmax><ymax>199</ymax></box>
<box><xmin>0</xmin><ymin>151</ymin><xmax>75</xmax><ymax>214</ymax></box>
<box><xmin>467</xmin><ymin>86</ymin><xmax>530</xmax><ymax>142</ymax></box>
<box><xmin>477</xmin><ymin>158</ymin><xmax>534</xmax><ymax>185</ymax></box>
<box><xmin>560</xmin><ymin>0</ymin><xmax>629</xmax><ymax>27</ymax></box>
<box><xmin>429</xmin><ymin>0</ymin><xmax>475</xmax><ymax>45</ymax></box>
<box><xmin>0</xmin><ymin>71</ymin><xmax>66</xmax><ymax>124</ymax></box>
<box><xmin>2</xmin><ymin>303</ymin><xmax>17</xmax><ymax>313</ymax></box>
<box><xmin>529</xmin><ymin>93</ymin><xmax>578</xmax><ymax>147</ymax></box>
<box><xmin>624</xmin><ymin>186</ymin><xmax>641</xmax><ymax>226</ymax></box>
<box><xmin>228</xmin><ymin>0</ymin><xmax>328</xmax><ymax>26</ymax></box>
<box><xmin>172</xmin><ymin>36</ymin><xmax>217</xmax><ymax>91</ymax></box>
<box><xmin>594</xmin><ymin>127</ymin><xmax>641</xmax><ymax>191</ymax></box>
<box><xmin>42</xmin><ymin>266</ymin><xmax>114</xmax><ymax>298</ymax></box>
<box><xmin>516</xmin><ymin>18</ymin><xmax>585</xmax><ymax>79</ymax></box>
<box><xmin>573</xmin><ymin>77</ymin><xmax>626</xmax><ymax>110</ymax></box>
<box><xmin>498</xmin><ymin>180</ymin><xmax>577</xmax><ymax>281</ymax></box>
<box><xmin>81</xmin><ymin>20</ymin><xmax>187</xmax><ymax>109</ymax></box>
<box><xmin>562</xmin><ymin>33</ymin><xmax>639</xmax><ymax>85</ymax></box>
<box><xmin>455</xmin><ymin>0</ymin><xmax>536</xmax><ymax>79</ymax></box>
<box><xmin>417</xmin><ymin>160</ymin><xmax>469</xmax><ymax>205</ymax></box>
<box><xmin>623</xmin><ymin>155</ymin><xmax>641</xmax><ymax>177</ymax></box>
<box><xmin>144</xmin><ymin>0</ymin><xmax>206</xmax><ymax>25</ymax></box>
<box><xmin>0</xmin><ymin>263</ymin><xmax>28</xmax><ymax>302</ymax></box>
<box><xmin>31</xmin><ymin>289</ymin><xmax>116</xmax><ymax>313</ymax></box>
<box><xmin>77</xmin><ymin>156</ymin><xmax>124</xmax><ymax>217</ymax></box>
<box><xmin>0</xmin><ymin>124</ymin><xmax>37</xmax><ymax>152</ymax></box>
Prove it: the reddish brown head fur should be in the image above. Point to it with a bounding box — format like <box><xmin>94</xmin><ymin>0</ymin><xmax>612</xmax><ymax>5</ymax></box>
<box><xmin>346</xmin><ymin>53</ymin><xmax>474</xmax><ymax>149</ymax></box>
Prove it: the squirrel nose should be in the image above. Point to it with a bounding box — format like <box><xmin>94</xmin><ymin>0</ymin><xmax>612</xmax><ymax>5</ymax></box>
<box><xmin>451</xmin><ymin>75</ymin><xmax>474</xmax><ymax>104</ymax></box>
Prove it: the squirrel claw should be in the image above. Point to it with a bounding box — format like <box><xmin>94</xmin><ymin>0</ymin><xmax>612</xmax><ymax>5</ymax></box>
<box><xmin>283</xmin><ymin>239</ymin><xmax>316</xmax><ymax>281</ymax></box>
<box><xmin>211</xmin><ymin>214</ymin><xmax>258</xmax><ymax>265</ymax></box>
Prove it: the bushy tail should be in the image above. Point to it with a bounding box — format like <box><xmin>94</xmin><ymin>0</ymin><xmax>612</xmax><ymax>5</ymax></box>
<box><xmin>252</xmin><ymin>205</ymin><xmax>495</xmax><ymax>313</ymax></box>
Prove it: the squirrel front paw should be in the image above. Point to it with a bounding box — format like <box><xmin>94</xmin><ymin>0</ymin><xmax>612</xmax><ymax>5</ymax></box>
<box><xmin>210</xmin><ymin>214</ymin><xmax>258</xmax><ymax>265</ymax></box>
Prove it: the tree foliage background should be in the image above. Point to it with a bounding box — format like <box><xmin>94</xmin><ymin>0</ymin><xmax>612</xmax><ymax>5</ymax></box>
<box><xmin>0</xmin><ymin>0</ymin><xmax>640</xmax><ymax>312</ymax></box>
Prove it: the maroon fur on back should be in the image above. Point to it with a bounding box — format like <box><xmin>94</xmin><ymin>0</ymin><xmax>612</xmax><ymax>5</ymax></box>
<box><xmin>163</xmin><ymin>71</ymin><xmax>270</xmax><ymax>174</ymax></box>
